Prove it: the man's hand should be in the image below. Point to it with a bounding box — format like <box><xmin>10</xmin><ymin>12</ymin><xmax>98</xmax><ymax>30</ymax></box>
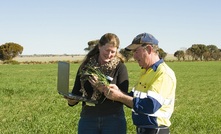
<box><xmin>103</xmin><ymin>84</ymin><xmax>123</xmax><ymax>101</ymax></box>
<box><xmin>104</xmin><ymin>84</ymin><xmax>133</xmax><ymax>108</ymax></box>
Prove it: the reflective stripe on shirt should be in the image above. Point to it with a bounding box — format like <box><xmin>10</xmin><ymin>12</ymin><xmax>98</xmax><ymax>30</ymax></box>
<box><xmin>132</xmin><ymin>88</ymin><xmax>173</xmax><ymax>119</ymax></box>
<box><xmin>132</xmin><ymin>88</ymin><xmax>173</xmax><ymax>106</ymax></box>
<box><xmin>147</xmin><ymin>90</ymin><xmax>173</xmax><ymax>106</ymax></box>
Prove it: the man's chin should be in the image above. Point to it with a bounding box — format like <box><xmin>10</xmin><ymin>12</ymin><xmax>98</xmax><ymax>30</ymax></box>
<box><xmin>139</xmin><ymin>64</ymin><xmax>145</xmax><ymax>69</ymax></box>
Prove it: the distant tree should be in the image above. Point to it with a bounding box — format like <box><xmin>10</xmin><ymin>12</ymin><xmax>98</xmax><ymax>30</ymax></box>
<box><xmin>186</xmin><ymin>47</ymin><xmax>198</xmax><ymax>60</ymax></box>
<box><xmin>174</xmin><ymin>50</ymin><xmax>185</xmax><ymax>61</ymax></box>
<box><xmin>187</xmin><ymin>44</ymin><xmax>208</xmax><ymax>61</ymax></box>
<box><xmin>207</xmin><ymin>45</ymin><xmax>220</xmax><ymax>60</ymax></box>
<box><xmin>207</xmin><ymin>45</ymin><xmax>218</xmax><ymax>53</ymax></box>
<box><xmin>202</xmin><ymin>51</ymin><xmax>210</xmax><ymax>61</ymax></box>
<box><xmin>158</xmin><ymin>48</ymin><xmax>167</xmax><ymax>59</ymax></box>
<box><xmin>218</xmin><ymin>49</ymin><xmax>221</xmax><ymax>60</ymax></box>
<box><xmin>84</xmin><ymin>39</ymin><xmax>99</xmax><ymax>52</ymax></box>
<box><xmin>185</xmin><ymin>48</ymin><xmax>193</xmax><ymax>60</ymax></box>
<box><xmin>0</xmin><ymin>42</ymin><xmax>23</xmax><ymax>61</ymax></box>
<box><xmin>119</xmin><ymin>49</ymin><xmax>133</xmax><ymax>61</ymax></box>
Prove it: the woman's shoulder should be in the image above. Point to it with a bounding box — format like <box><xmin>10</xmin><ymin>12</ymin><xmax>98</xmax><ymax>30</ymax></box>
<box><xmin>116</xmin><ymin>60</ymin><xmax>124</xmax><ymax>65</ymax></box>
<box><xmin>116</xmin><ymin>60</ymin><xmax>127</xmax><ymax>70</ymax></box>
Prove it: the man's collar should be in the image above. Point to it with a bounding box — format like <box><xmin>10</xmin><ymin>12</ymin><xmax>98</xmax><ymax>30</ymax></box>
<box><xmin>151</xmin><ymin>59</ymin><xmax>164</xmax><ymax>71</ymax></box>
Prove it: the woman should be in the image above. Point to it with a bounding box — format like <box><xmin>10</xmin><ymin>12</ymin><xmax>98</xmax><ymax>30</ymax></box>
<box><xmin>66</xmin><ymin>33</ymin><xmax>129</xmax><ymax>134</ymax></box>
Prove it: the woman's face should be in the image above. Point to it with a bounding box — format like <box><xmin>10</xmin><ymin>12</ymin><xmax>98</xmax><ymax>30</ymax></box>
<box><xmin>98</xmin><ymin>43</ymin><xmax>117</xmax><ymax>64</ymax></box>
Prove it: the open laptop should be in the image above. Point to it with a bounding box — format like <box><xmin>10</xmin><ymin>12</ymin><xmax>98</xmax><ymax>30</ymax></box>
<box><xmin>57</xmin><ymin>61</ymin><xmax>98</xmax><ymax>104</ymax></box>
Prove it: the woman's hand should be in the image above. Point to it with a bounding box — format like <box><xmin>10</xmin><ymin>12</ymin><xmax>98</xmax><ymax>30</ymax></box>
<box><xmin>88</xmin><ymin>75</ymin><xmax>107</xmax><ymax>92</ymax></box>
<box><xmin>64</xmin><ymin>96</ymin><xmax>79</xmax><ymax>106</ymax></box>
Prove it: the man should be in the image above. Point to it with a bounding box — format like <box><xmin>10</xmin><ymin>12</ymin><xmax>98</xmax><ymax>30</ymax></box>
<box><xmin>103</xmin><ymin>33</ymin><xmax>176</xmax><ymax>134</ymax></box>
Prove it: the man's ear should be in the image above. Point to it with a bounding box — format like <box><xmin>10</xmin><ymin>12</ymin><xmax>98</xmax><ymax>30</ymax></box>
<box><xmin>146</xmin><ymin>45</ymin><xmax>152</xmax><ymax>54</ymax></box>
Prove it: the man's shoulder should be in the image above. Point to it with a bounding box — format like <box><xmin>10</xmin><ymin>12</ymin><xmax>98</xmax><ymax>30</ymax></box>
<box><xmin>158</xmin><ymin>62</ymin><xmax>175</xmax><ymax>77</ymax></box>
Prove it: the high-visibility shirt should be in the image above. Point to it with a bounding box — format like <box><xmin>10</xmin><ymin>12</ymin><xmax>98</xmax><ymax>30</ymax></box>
<box><xmin>129</xmin><ymin>59</ymin><xmax>176</xmax><ymax>127</ymax></box>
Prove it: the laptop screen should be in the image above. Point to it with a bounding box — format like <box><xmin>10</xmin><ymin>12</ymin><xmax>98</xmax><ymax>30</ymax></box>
<box><xmin>57</xmin><ymin>61</ymin><xmax>70</xmax><ymax>95</ymax></box>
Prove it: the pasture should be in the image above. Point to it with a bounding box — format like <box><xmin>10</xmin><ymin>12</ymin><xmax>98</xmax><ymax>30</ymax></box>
<box><xmin>0</xmin><ymin>61</ymin><xmax>221</xmax><ymax>134</ymax></box>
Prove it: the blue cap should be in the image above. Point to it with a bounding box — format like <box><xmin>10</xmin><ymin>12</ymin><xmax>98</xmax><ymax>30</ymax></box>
<box><xmin>125</xmin><ymin>33</ymin><xmax>158</xmax><ymax>51</ymax></box>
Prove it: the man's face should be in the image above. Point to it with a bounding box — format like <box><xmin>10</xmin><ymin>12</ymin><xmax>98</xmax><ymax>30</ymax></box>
<box><xmin>133</xmin><ymin>46</ymin><xmax>151</xmax><ymax>69</ymax></box>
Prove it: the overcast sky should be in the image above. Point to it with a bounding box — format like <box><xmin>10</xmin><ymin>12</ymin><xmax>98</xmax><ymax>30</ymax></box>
<box><xmin>1</xmin><ymin>0</ymin><xmax>221</xmax><ymax>55</ymax></box>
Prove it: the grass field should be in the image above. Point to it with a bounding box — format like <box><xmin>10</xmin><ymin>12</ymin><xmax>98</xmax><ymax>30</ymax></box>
<box><xmin>0</xmin><ymin>61</ymin><xmax>221</xmax><ymax>134</ymax></box>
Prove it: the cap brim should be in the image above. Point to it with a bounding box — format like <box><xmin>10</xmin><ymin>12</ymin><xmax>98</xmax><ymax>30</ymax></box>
<box><xmin>125</xmin><ymin>44</ymin><xmax>142</xmax><ymax>51</ymax></box>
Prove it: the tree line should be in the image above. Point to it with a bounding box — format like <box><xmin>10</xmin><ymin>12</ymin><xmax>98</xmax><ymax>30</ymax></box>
<box><xmin>1</xmin><ymin>41</ymin><xmax>220</xmax><ymax>62</ymax></box>
<box><xmin>174</xmin><ymin>44</ymin><xmax>221</xmax><ymax>61</ymax></box>
<box><xmin>86</xmin><ymin>41</ymin><xmax>221</xmax><ymax>61</ymax></box>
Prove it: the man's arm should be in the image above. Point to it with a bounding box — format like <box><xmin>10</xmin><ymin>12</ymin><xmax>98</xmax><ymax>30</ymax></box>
<box><xmin>105</xmin><ymin>84</ymin><xmax>133</xmax><ymax>108</ymax></box>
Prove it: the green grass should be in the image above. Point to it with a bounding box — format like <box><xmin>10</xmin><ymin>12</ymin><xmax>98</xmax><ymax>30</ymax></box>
<box><xmin>0</xmin><ymin>61</ymin><xmax>221</xmax><ymax>134</ymax></box>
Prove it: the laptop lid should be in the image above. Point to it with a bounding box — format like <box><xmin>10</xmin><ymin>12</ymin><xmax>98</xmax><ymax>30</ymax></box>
<box><xmin>57</xmin><ymin>61</ymin><xmax>70</xmax><ymax>96</ymax></box>
<box><xmin>57</xmin><ymin>61</ymin><xmax>98</xmax><ymax>104</ymax></box>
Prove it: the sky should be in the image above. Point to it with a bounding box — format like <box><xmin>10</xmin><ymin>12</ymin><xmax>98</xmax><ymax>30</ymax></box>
<box><xmin>1</xmin><ymin>0</ymin><xmax>221</xmax><ymax>55</ymax></box>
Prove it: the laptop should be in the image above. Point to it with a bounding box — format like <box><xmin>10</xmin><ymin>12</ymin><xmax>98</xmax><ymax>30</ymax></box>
<box><xmin>57</xmin><ymin>61</ymin><xmax>98</xmax><ymax>104</ymax></box>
